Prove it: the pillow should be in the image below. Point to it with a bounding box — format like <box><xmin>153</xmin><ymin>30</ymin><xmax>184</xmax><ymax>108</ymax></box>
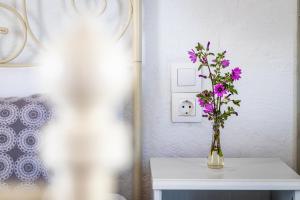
<box><xmin>0</xmin><ymin>94</ymin><xmax>52</xmax><ymax>184</ymax></box>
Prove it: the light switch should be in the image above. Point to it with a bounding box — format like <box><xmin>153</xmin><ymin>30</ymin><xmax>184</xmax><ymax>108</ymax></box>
<box><xmin>177</xmin><ymin>68</ymin><xmax>196</xmax><ymax>86</ymax></box>
<box><xmin>171</xmin><ymin>63</ymin><xmax>202</xmax><ymax>93</ymax></box>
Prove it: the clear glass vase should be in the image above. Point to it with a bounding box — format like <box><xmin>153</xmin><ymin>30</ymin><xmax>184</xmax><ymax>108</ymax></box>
<box><xmin>207</xmin><ymin>127</ymin><xmax>224</xmax><ymax>169</ymax></box>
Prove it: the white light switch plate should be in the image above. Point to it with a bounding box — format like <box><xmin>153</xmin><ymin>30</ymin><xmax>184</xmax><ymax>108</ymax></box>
<box><xmin>171</xmin><ymin>63</ymin><xmax>202</xmax><ymax>93</ymax></box>
<box><xmin>177</xmin><ymin>68</ymin><xmax>196</xmax><ymax>86</ymax></box>
<box><xmin>172</xmin><ymin>93</ymin><xmax>202</xmax><ymax>123</ymax></box>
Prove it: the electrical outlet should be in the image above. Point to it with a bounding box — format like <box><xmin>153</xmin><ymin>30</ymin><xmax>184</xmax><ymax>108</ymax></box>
<box><xmin>178</xmin><ymin>99</ymin><xmax>195</xmax><ymax>116</ymax></box>
<box><xmin>172</xmin><ymin>93</ymin><xmax>202</xmax><ymax>123</ymax></box>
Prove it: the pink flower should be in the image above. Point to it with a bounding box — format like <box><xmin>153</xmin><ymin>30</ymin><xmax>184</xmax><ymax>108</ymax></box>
<box><xmin>214</xmin><ymin>83</ymin><xmax>227</xmax><ymax>97</ymax></box>
<box><xmin>231</xmin><ymin>67</ymin><xmax>242</xmax><ymax>81</ymax></box>
<box><xmin>204</xmin><ymin>103</ymin><xmax>214</xmax><ymax>113</ymax></box>
<box><xmin>188</xmin><ymin>49</ymin><xmax>197</xmax><ymax>63</ymax></box>
<box><xmin>221</xmin><ymin>59</ymin><xmax>230</xmax><ymax>68</ymax></box>
<box><xmin>198</xmin><ymin>98</ymin><xmax>205</xmax><ymax>107</ymax></box>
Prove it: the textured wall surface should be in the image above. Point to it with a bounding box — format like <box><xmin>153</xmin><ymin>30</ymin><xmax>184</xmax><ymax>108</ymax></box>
<box><xmin>142</xmin><ymin>0</ymin><xmax>298</xmax><ymax>199</ymax></box>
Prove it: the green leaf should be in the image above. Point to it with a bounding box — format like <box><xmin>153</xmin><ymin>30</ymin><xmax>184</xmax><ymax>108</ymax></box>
<box><xmin>232</xmin><ymin>100</ymin><xmax>241</xmax><ymax>106</ymax></box>
<box><xmin>198</xmin><ymin>64</ymin><xmax>204</xmax><ymax>70</ymax></box>
<box><xmin>196</xmin><ymin>43</ymin><xmax>204</xmax><ymax>51</ymax></box>
<box><xmin>227</xmin><ymin>85</ymin><xmax>238</xmax><ymax>95</ymax></box>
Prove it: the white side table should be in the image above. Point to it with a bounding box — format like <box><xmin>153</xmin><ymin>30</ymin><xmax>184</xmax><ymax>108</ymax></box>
<box><xmin>150</xmin><ymin>158</ymin><xmax>300</xmax><ymax>200</ymax></box>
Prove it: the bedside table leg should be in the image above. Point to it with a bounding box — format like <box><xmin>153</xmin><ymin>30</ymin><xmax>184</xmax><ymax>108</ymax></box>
<box><xmin>294</xmin><ymin>191</ymin><xmax>300</xmax><ymax>200</ymax></box>
<box><xmin>153</xmin><ymin>190</ymin><xmax>162</xmax><ymax>200</ymax></box>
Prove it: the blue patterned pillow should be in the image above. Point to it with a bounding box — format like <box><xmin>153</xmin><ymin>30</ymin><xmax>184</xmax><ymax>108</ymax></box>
<box><xmin>0</xmin><ymin>94</ymin><xmax>52</xmax><ymax>184</ymax></box>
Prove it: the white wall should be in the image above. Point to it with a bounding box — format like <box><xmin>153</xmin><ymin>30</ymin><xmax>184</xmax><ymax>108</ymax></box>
<box><xmin>142</xmin><ymin>0</ymin><xmax>298</xmax><ymax>199</ymax></box>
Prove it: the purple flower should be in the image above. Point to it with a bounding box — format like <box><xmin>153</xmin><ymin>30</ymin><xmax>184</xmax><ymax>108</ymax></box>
<box><xmin>214</xmin><ymin>83</ymin><xmax>227</xmax><ymax>97</ymax></box>
<box><xmin>198</xmin><ymin>98</ymin><xmax>205</xmax><ymax>107</ymax></box>
<box><xmin>221</xmin><ymin>59</ymin><xmax>230</xmax><ymax>68</ymax></box>
<box><xmin>188</xmin><ymin>49</ymin><xmax>197</xmax><ymax>63</ymax></box>
<box><xmin>206</xmin><ymin>41</ymin><xmax>210</xmax><ymax>51</ymax></box>
<box><xmin>203</xmin><ymin>103</ymin><xmax>214</xmax><ymax>113</ymax></box>
<box><xmin>231</xmin><ymin>67</ymin><xmax>242</xmax><ymax>81</ymax></box>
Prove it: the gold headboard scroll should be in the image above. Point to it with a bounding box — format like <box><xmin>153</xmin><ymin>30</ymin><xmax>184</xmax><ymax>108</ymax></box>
<box><xmin>0</xmin><ymin>0</ymin><xmax>133</xmax><ymax>67</ymax></box>
<box><xmin>0</xmin><ymin>2</ymin><xmax>28</xmax><ymax>67</ymax></box>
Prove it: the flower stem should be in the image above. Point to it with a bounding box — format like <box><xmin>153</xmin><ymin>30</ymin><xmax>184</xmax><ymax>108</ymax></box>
<box><xmin>207</xmin><ymin>65</ymin><xmax>216</xmax><ymax>112</ymax></box>
<box><xmin>210</xmin><ymin>127</ymin><xmax>223</xmax><ymax>157</ymax></box>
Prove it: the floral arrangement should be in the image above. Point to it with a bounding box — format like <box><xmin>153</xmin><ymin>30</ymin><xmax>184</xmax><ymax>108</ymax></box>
<box><xmin>188</xmin><ymin>41</ymin><xmax>242</xmax><ymax>165</ymax></box>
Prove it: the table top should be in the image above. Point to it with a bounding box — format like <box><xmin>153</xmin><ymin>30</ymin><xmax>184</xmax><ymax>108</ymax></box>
<box><xmin>150</xmin><ymin>158</ymin><xmax>300</xmax><ymax>190</ymax></box>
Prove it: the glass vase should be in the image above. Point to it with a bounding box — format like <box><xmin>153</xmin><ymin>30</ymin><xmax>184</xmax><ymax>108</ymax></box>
<box><xmin>207</xmin><ymin>127</ymin><xmax>224</xmax><ymax>169</ymax></box>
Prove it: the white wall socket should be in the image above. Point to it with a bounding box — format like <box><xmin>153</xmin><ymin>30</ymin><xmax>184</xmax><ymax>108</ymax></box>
<box><xmin>172</xmin><ymin>93</ymin><xmax>202</xmax><ymax>123</ymax></box>
<box><xmin>178</xmin><ymin>99</ymin><xmax>195</xmax><ymax>116</ymax></box>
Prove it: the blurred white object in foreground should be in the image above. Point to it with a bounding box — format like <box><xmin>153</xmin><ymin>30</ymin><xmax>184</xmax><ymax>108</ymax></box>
<box><xmin>38</xmin><ymin>17</ymin><xmax>132</xmax><ymax>200</ymax></box>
